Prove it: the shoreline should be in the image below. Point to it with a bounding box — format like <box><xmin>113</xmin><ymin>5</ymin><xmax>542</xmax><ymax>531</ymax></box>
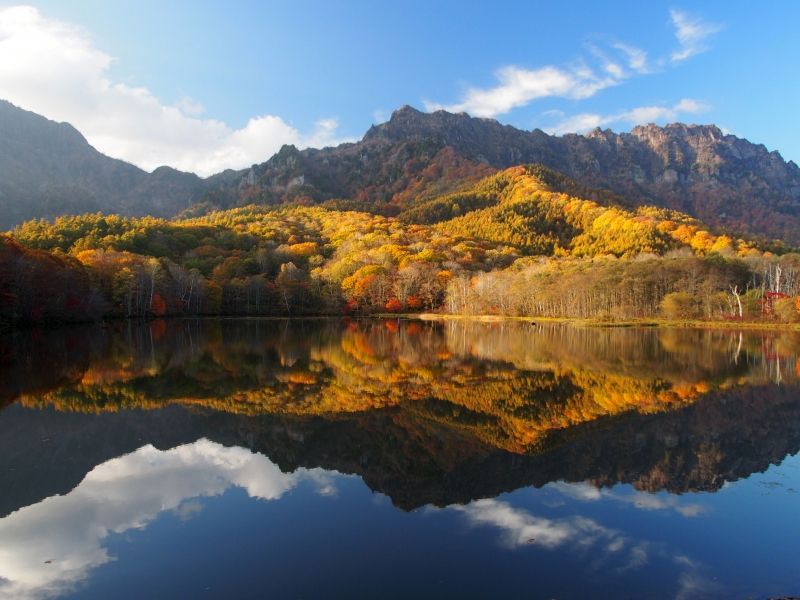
<box><xmin>392</xmin><ymin>313</ymin><xmax>800</xmax><ymax>331</ymax></box>
<box><xmin>2</xmin><ymin>312</ymin><xmax>799</xmax><ymax>333</ymax></box>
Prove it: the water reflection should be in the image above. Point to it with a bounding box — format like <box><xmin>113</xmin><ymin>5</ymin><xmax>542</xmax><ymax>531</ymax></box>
<box><xmin>1</xmin><ymin>438</ymin><xmax>718</xmax><ymax>600</ymax></box>
<box><xmin>1</xmin><ymin>319</ymin><xmax>799</xmax><ymax>514</ymax></box>
<box><xmin>2</xmin><ymin>318</ymin><xmax>799</xmax><ymax>598</ymax></box>
<box><xmin>547</xmin><ymin>482</ymin><xmax>707</xmax><ymax>518</ymax></box>
<box><xmin>0</xmin><ymin>438</ymin><xmax>341</xmax><ymax>599</ymax></box>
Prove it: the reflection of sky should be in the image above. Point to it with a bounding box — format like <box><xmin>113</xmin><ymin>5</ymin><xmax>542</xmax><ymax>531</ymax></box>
<box><xmin>2</xmin><ymin>440</ymin><xmax>799</xmax><ymax>600</ymax></box>
<box><xmin>0</xmin><ymin>439</ymin><xmax>337</xmax><ymax>600</ymax></box>
<box><xmin>445</xmin><ymin>497</ymin><xmax>718</xmax><ymax>598</ymax></box>
<box><xmin>442</xmin><ymin>464</ymin><xmax>800</xmax><ymax>599</ymax></box>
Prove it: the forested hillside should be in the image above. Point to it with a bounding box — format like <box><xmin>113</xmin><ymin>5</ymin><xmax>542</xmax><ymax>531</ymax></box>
<box><xmin>3</xmin><ymin>166</ymin><xmax>799</xmax><ymax>324</ymax></box>
<box><xmin>403</xmin><ymin>165</ymin><xmax>764</xmax><ymax>257</ymax></box>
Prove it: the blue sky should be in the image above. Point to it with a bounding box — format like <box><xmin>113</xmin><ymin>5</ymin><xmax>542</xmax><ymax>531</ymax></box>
<box><xmin>0</xmin><ymin>1</ymin><xmax>797</xmax><ymax>174</ymax></box>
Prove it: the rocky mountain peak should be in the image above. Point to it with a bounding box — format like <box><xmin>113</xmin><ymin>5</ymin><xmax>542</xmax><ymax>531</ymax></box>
<box><xmin>364</xmin><ymin>104</ymin><xmax>504</xmax><ymax>145</ymax></box>
<box><xmin>630</xmin><ymin>122</ymin><xmax>726</xmax><ymax>143</ymax></box>
<box><xmin>585</xmin><ymin>127</ymin><xmax>617</xmax><ymax>142</ymax></box>
<box><xmin>0</xmin><ymin>99</ymin><xmax>92</xmax><ymax>151</ymax></box>
<box><xmin>391</xmin><ymin>104</ymin><xmax>423</xmax><ymax>119</ymax></box>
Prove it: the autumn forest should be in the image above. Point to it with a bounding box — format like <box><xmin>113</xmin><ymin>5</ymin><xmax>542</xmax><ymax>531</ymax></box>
<box><xmin>2</xmin><ymin>164</ymin><xmax>798</xmax><ymax>326</ymax></box>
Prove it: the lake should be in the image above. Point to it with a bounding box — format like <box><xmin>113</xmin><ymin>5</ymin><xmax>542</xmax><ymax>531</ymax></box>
<box><xmin>1</xmin><ymin>318</ymin><xmax>799</xmax><ymax>599</ymax></box>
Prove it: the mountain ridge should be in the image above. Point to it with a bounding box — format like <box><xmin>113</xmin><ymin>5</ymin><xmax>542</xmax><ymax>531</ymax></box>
<box><xmin>0</xmin><ymin>100</ymin><xmax>229</xmax><ymax>227</ymax></box>
<box><xmin>2</xmin><ymin>99</ymin><xmax>799</xmax><ymax>245</ymax></box>
<box><xmin>231</xmin><ymin>105</ymin><xmax>800</xmax><ymax>243</ymax></box>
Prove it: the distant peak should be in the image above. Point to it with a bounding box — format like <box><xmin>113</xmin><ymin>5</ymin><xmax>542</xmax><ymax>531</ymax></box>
<box><xmin>276</xmin><ymin>143</ymin><xmax>300</xmax><ymax>155</ymax></box>
<box><xmin>585</xmin><ymin>127</ymin><xmax>615</xmax><ymax>140</ymax></box>
<box><xmin>390</xmin><ymin>105</ymin><xmax>423</xmax><ymax>120</ymax></box>
<box><xmin>363</xmin><ymin>105</ymin><xmax>432</xmax><ymax>141</ymax></box>
<box><xmin>0</xmin><ymin>97</ymin><xmax>90</xmax><ymax>146</ymax></box>
<box><xmin>363</xmin><ymin>104</ymin><xmax>508</xmax><ymax>146</ymax></box>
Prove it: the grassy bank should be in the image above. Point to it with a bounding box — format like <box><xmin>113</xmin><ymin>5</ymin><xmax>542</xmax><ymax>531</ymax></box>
<box><xmin>387</xmin><ymin>313</ymin><xmax>800</xmax><ymax>331</ymax></box>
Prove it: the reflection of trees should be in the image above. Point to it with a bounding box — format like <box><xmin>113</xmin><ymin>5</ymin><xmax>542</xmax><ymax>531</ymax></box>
<box><xmin>8</xmin><ymin>320</ymin><xmax>799</xmax><ymax>448</ymax></box>
<box><xmin>0</xmin><ymin>326</ymin><xmax>91</xmax><ymax>408</ymax></box>
<box><xmin>446</xmin><ymin>321</ymin><xmax>767</xmax><ymax>384</ymax></box>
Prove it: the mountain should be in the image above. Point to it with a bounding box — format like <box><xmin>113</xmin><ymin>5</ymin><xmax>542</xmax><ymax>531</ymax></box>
<box><xmin>219</xmin><ymin>106</ymin><xmax>800</xmax><ymax>244</ymax></box>
<box><xmin>0</xmin><ymin>100</ymin><xmax>223</xmax><ymax>227</ymax></box>
<box><xmin>3</xmin><ymin>99</ymin><xmax>800</xmax><ymax>246</ymax></box>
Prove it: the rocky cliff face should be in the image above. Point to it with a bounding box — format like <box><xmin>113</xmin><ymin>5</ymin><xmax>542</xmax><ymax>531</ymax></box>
<box><xmin>231</xmin><ymin>106</ymin><xmax>800</xmax><ymax>243</ymax></box>
<box><xmin>0</xmin><ymin>100</ymin><xmax>211</xmax><ymax>228</ymax></box>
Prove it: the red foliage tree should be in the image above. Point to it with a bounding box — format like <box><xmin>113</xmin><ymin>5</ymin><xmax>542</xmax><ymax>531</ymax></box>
<box><xmin>150</xmin><ymin>293</ymin><xmax>167</xmax><ymax>316</ymax></box>
<box><xmin>385</xmin><ymin>298</ymin><xmax>403</xmax><ymax>312</ymax></box>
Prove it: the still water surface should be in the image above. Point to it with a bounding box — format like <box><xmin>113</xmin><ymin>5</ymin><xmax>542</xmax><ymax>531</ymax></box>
<box><xmin>1</xmin><ymin>318</ymin><xmax>799</xmax><ymax>599</ymax></box>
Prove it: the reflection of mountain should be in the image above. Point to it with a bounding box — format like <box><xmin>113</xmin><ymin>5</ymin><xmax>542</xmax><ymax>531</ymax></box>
<box><xmin>3</xmin><ymin>382</ymin><xmax>800</xmax><ymax>516</ymax></box>
<box><xmin>1</xmin><ymin>318</ymin><xmax>799</xmax><ymax>514</ymax></box>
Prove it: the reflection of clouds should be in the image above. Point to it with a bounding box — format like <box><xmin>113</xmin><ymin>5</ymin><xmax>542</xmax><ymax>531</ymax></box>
<box><xmin>548</xmin><ymin>482</ymin><xmax>708</xmax><ymax>517</ymax></box>
<box><xmin>549</xmin><ymin>481</ymin><xmax>604</xmax><ymax>501</ymax></box>
<box><xmin>453</xmin><ymin>498</ymin><xmax>577</xmax><ymax>548</ymax></box>
<box><xmin>0</xmin><ymin>439</ymin><xmax>337</xmax><ymax>600</ymax></box>
<box><xmin>451</xmin><ymin>499</ymin><xmax>645</xmax><ymax>567</ymax></box>
<box><xmin>448</xmin><ymin>498</ymin><xmax>718</xmax><ymax>599</ymax></box>
<box><xmin>307</xmin><ymin>471</ymin><xmax>340</xmax><ymax>497</ymax></box>
<box><xmin>675</xmin><ymin>571</ymin><xmax>720</xmax><ymax>600</ymax></box>
<box><xmin>172</xmin><ymin>499</ymin><xmax>204</xmax><ymax>521</ymax></box>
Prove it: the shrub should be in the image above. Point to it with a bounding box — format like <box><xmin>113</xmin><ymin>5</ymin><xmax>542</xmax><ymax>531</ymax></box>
<box><xmin>660</xmin><ymin>292</ymin><xmax>702</xmax><ymax>320</ymax></box>
<box><xmin>775</xmin><ymin>297</ymin><xmax>799</xmax><ymax>323</ymax></box>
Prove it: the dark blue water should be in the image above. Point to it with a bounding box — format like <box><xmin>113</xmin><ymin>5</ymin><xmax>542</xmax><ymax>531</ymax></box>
<box><xmin>1</xmin><ymin>319</ymin><xmax>798</xmax><ymax>599</ymax></box>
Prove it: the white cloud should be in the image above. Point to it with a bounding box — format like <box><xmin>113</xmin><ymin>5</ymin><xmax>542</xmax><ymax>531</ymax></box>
<box><xmin>604</xmin><ymin>62</ymin><xmax>624</xmax><ymax>79</ymax></box>
<box><xmin>540</xmin><ymin>108</ymin><xmax>565</xmax><ymax>119</ymax></box>
<box><xmin>546</xmin><ymin>98</ymin><xmax>709</xmax><ymax>135</ymax></box>
<box><xmin>0</xmin><ymin>439</ymin><xmax>340</xmax><ymax>600</ymax></box>
<box><xmin>613</xmin><ymin>43</ymin><xmax>650</xmax><ymax>73</ymax></box>
<box><xmin>548</xmin><ymin>113</ymin><xmax>606</xmax><ymax>134</ymax></box>
<box><xmin>549</xmin><ymin>481</ymin><xmax>604</xmax><ymax>501</ymax></box>
<box><xmin>0</xmin><ymin>6</ymin><xmax>350</xmax><ymax>176</ymax></box>
<box><xmin>676</xmin><ymin>569</ymin><xmax>722</xmax><ymax>600</ymax></box>
<box><xmin>174</xmin><ymin>96</ymin><xmax>206</xmax><ymax>117</ymax></box>
<box><xmin>425</xmin><ymin>10</ymin><xmax>721</xmax><ymax>121</ymax></box>
<box><xmin>587</xmin><ymin>44</ymin><xmax>628</xmax><ymax>79</ymax></box>
<box><xmin>670</xmin><ymin>9</ymin><xmax>723</xmax><ymax>62</ymax></box>
<box><xmin>424</xmin><ymin>64</ymin><xmax>619</xmax><ymax>118</ymax></box>
<box><xmin>452</xmin><ymin>498</ymin><xmax>587</xmax><ymax>548</ymax></box>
